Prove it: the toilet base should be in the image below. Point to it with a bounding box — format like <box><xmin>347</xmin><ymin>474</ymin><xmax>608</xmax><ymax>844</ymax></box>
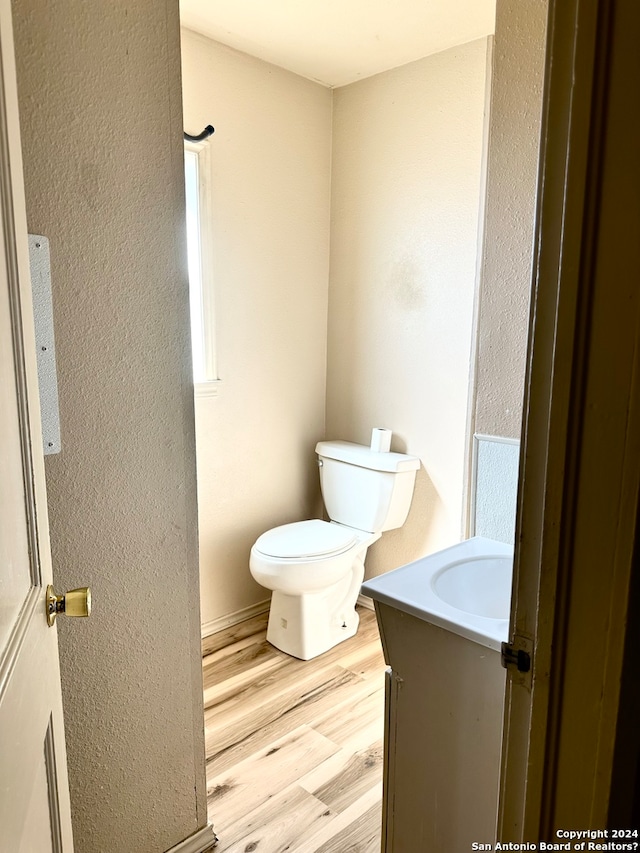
<box><xmin>266</xmin><ymin>572</ymin><xmax>362</xmax><ymax>660</ymax></box>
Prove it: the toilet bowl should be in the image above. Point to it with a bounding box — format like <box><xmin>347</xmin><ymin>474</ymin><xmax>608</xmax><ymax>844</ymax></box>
<box><xmin>250</xmin><ymin>519</ymin><xmax>380</xmax><ymax>660</ymax></box>
<box><xmin>249</xmin><ymin>437</ymin><xmax>420</xmax><ymax>660</ymax></box>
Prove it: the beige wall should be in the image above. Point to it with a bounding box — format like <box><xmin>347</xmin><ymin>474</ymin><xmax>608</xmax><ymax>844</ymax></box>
<box><xmin>327</xmin><ymin>40</ymin><xmax>490</xmax><ymax>575</ymax></box>
<box><xmin>181</xmin><ymin>31</ymin><xmax>332</xmax><ymax>630</ymax></box>
<box><xmin>182</xmin><ymin>9</ymin><xmax>543</xmax><ymax>623</ymax></box>
<box><xmin>13</xmin><ymin>2</ymin><xmax>207</xmax><ymax>851</ymax></box>
<box><xmin>472</xmin><ymin>0</ymin><xmax>548</xmax><ymax>438</ymax></box>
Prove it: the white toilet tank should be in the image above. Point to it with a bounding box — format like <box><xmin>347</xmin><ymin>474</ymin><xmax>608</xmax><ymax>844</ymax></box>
<box><xmin>316</xmin><ymin>440</ymin><xmax>420</xmax><ymax>534</ymax></box>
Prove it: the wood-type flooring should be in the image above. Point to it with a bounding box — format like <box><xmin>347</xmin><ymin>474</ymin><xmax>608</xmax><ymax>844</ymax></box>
<box><xmin>202</xmin><ymin>606</ymin><xmax>386</xmax><ymax>853</ymax></box>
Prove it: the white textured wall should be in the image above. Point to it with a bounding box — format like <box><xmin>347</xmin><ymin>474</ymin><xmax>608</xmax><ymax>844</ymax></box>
<box><xmin>181</xmin><ymin>32</ymin><xmax>332</xmax><ymax>629</ymax></box>
<box><xmin>473</xmin><ymin>0</ymin><xmax>548</xmax><ymax>438</ymax></box>
<box><xmin>13</xmin><ymin>2</ymin><xmax>207</xmax><ymax>851</ymax></box>
<box><xmin>327</xmin><ymin>40</ymin><xmax>489</xmax><ymax>575</ymax></box>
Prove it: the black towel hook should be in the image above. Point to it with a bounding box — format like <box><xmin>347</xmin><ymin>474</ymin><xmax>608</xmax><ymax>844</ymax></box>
<box><xmin>184</xmin><ymin>125</ymin><xmax>215</xmax><ymax>143</ymax></box>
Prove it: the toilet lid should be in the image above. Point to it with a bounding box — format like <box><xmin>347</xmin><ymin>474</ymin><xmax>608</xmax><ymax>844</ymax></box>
<box><xmin>254</xmin><ymin>520</ymin><xmax>357</xmax><ymax>559</ymax></box>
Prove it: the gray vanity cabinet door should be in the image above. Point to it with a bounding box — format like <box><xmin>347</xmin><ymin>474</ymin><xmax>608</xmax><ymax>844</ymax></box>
<box><xmin>376</xmin><ymin>603</ymin><xmax>505</xmax><ymax>851</ymax></box>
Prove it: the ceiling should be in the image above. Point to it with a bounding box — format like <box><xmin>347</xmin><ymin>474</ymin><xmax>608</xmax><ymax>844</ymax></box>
<box><xmin>179</xmin><ymin>0</ymin><xmax>496</xmax><ymax>88</ymax></box>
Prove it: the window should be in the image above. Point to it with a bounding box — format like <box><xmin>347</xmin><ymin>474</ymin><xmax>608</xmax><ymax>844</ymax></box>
<box><xmin>184</xmin><ymin>143</ymin><xmax>217</xmax><ymax>388</ymax></box>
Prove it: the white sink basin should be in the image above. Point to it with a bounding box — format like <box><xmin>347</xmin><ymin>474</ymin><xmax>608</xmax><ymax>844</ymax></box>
<box><xmin>361</xmin><ymin>537</ymin><xmax>514</xmax><ymax>651</ymax></box>
<box><xmin>432</xmin><ymin>556</ymin><xmax>512</xmax><ymax>620</ymax></box>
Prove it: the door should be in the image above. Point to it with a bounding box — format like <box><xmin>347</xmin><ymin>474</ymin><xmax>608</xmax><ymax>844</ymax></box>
<box><xmin>0</xmin><ymin>0</ymin><xmax>74</xmax><ymax>849</ymax></box>
<box><xmin>499</xmin><ymin>0</ymin><xmax>640</xmax><ymax>837</ymax></box>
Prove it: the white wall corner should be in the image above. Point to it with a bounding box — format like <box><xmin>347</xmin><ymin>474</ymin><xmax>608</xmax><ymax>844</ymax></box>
<box><xmin>165</xmin><ymin>823</ymin><xmax>218</xmax><ymax>853</ymax></box>
<box><xmin>463</xmin><ymin>35</ymin><xmax>495</xmax><ymax>541</ymax></box>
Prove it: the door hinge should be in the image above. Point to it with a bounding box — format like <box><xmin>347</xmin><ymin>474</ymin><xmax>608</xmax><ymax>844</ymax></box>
<box><xmin>501</xmin><ymin>639</ymin><xmax>532</xmax><ymax>673</ymax></box>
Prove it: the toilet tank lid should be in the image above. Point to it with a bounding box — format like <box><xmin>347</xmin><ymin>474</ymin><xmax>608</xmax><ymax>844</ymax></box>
<box><xmin>316</xmin><ymin>440</ymin><xmax>420</xmax><ymax>473</ymax></box>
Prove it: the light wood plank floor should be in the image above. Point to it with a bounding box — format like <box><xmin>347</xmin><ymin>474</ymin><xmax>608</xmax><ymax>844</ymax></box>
<box><xmin>202</xmin><ymin>606</ymin><xmax>386</xmax><ymax>853</ymax></box>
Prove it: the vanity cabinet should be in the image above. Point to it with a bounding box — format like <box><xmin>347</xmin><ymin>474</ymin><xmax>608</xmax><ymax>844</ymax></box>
<box><xmin>375</xmin><ymin>602</ymin><xmax>506</xmax><ymax>852</ymax></box>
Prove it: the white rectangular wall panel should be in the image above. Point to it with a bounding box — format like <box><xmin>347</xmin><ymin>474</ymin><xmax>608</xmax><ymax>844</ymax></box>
<box><xmin>471</xmin><ymin>434</ymin><xmax>520</xmax><ymax>544</ymax></box>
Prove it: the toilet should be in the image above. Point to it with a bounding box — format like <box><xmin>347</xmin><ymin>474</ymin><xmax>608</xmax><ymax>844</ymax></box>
<box><xmin>249</xmin><ymin>439</ymin><xmax>420</xmax><ymax>660</ymax></box>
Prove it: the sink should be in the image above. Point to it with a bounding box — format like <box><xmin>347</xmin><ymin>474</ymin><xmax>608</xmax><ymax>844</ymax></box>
<box><xmin>432</xmin><ymin>556</ymin><xmax>512</xmax><ymax>620</ymax></box>
<box><xmin>360</xmin><ymin>536</ymin><xmax>514</xmax><ymax>651</ymax></box>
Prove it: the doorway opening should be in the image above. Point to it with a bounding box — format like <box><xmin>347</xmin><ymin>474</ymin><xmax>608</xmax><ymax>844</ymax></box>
<box><xmin>182</xmin><ymin>0</ymin><xmax>549</xmax><ymax>847</ymax></box>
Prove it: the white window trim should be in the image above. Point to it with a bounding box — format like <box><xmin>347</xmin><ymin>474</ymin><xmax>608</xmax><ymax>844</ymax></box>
<box><xmin>195</xmin><ymin>380</ymin><xmax>220</xmax><ymax>399</ymax></box>
<box><xmin>185</xmin><ymin>138</ymin><xmax>218</xmax><ymax>385</ymax></box>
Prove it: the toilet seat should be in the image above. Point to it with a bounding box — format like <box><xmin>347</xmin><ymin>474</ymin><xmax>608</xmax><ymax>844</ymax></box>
<box><xmin>254</xmin><ymin>519</ymin><xmax>357</xmax><ymax>560</ymax></box>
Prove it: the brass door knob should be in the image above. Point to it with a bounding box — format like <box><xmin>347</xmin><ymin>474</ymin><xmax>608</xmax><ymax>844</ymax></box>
<box><xmin>46</xmin><ymin>585</ymin><xmax>92</xmax><ymax>627</ymax></box>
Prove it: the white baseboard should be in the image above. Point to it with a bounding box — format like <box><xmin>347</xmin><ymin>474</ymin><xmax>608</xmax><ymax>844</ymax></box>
<box><xmin>201</xmin><ymin>598</ymin><xmax>271</xmax><ymax>639</ymax></box>
<box><xmin>165</xmin><ymin>823</ymin><xmax>218</xmax><ymax>853</ymax></box>
<box><xmin>202</xmin><ymin>595</ymin><xmax>372</xmax><ymax>640</ymax></box>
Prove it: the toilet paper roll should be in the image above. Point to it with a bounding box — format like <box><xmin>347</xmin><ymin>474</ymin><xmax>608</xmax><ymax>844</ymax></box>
<box><xmin>371</xmin><ymin>427</ymin><xmax>392</xmax><ymax>453</ymax></box>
